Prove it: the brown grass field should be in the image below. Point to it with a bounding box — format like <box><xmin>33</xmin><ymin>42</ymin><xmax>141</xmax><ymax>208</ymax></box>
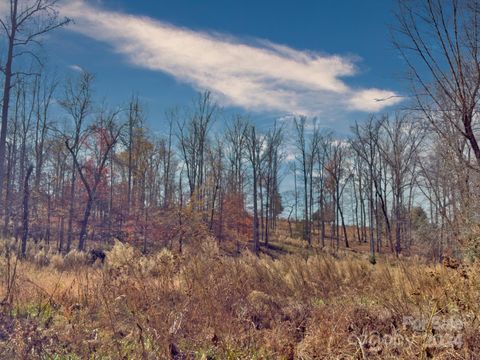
<box><xmin>0</xmin><ymin>236</ymin><xmax>479</xmax><ymax>359</ymax></box>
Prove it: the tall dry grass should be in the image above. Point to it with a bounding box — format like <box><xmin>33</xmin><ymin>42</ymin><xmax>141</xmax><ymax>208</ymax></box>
<box><xmin>0</xmin><ymin>238</ymin><xmax>479</xmax><ymax>359</ymax></box>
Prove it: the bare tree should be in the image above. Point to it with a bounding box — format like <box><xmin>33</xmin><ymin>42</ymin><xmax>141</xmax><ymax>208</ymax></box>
<box><xmin>351</xmin><ymin>117</ymin><xmax>383</xmax><ymax>263</ymax></box>
<box><xmin>293</xmin><ymin>116</ymin><xmax>319</xmax><ymax>245</ymax></box>
<box><xmin>162</xmin><ymin>108</ymin><xmax>177</xmax><ymax>209</ymax></box>
<box><xmin>124</xmin><ymin>96</ymin><xmax>143</xmax><ymax>213</ymax></box>
<box><xmin>246</xmin><ymin>124</ymin><xmax>263</xmax><ymax>253</ymax></box>
<box><xmin>0</xmin><ymin>0</ymin><xmax>69</xmax><ymax>204</ymax></box>
<box><xmin>224</xmin><ymin>116</ymin><xmax>249</xmax><ymax>238</ymax></box>
<box><xmin>66</xmin><ymin>110</ymin><xmax>123</xmax><ymax>251</ymax></box>
<box><xmin>394</xmin><ymin>0</ymin><xmax>480</xmax><ymax>167</ymax></box>
<box><xmin>324</xmin><ymin>140</ymin><xmax>351</xmax><ymax>249</ymax></box>
<box><xmin>262</xmin><ymin>121</ymin><xmax>284</xmax><ymax>245</ymax></box>
<box><xmin>378</xmin><ymin>113</ymin><xmax>424</xmax><ymax>254</ymax></box>
<box><xmin>176</xmin><ymin>91</ymin><xmax>217</xmax><ymax>202</ymax></box>
<box><xmin>59</xmin><ymin>71</ymin><xmax>94</xmax><ymax>252</ymax></box>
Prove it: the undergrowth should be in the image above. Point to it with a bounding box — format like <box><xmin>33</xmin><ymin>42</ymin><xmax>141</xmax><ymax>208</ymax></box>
<box><xmin>0</xmin><ymin>239</ymin><xmax>479</xmax><ymax>359</ymax></box>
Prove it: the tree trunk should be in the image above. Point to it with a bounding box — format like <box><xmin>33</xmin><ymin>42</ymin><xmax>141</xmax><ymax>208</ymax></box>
<box><xmin>339</xmin><ymin>198</ymin><xmax>349</xmax><ymax>248</ymax></box>
<box><xmin>251</xmin><ymin>127</ymin><xmax>260</xmax><ymax>253</ymax></box>
<box><xmin>0</xmin><ymin>0</ymin><xmax>18</xmax><ymax>205</ymax></box>
<box><xmin>21</xmin><ymin>165</ymin><xmax>34</xmax><ymax>258</ymax></box>
<box><xmin>78</xmin><ymin>195</ymin><xmax>94</xmax><ymax>251</ymax></box>
<box><xmin>66</xmin><ymin>163</ymin><xmax>76</xmax><ymax>252</ymax></box>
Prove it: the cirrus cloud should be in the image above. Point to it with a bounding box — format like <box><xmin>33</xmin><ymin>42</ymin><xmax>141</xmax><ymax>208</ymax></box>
<box><xmin>57</xmin><ymin>0</ymin><xmax>401</xmax><ymax>116</ymax></box>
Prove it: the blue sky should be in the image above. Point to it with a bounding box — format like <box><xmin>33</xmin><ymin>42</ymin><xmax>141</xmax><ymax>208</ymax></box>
<box><xmin>40</xmin><ymin>0</ymin><xmax>405</xmax><ymax>134</ymax></box>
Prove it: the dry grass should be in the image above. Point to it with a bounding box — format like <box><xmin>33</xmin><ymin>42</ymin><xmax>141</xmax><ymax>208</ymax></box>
<box><xmin>1</xmin><ymin>238</ymin><xmax>480</xmax><ymax>359</ymax></box>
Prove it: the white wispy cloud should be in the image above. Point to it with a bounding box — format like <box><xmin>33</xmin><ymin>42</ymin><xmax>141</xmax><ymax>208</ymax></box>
<box><xmin>58</xmin><ymin>0</ymin><xmax>401</xmax><ymax>116</ymax></box>
<box><xmin>68</xmin><ymin>64</ymin><xmax>84</xmax><ymax>72</ymax></box>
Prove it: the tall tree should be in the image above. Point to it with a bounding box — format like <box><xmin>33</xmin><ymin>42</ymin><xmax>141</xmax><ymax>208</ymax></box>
<box><xmin>246</xmin><ymin>124</ymin><xmax>263</xmax><ymax>253</ymax></box>
<box><xmin>394</xmin><ymin>0</ymin><xmax>480</xmax><ymax>167</ymax></box>
<box><xmin>378</xmin><ymin>113</ymin><xmax>424</xmax><ymax>254</ymax></box>
<box><xmin>294</xmin><ymin>116</ymin><xmax>319</xmax><ymax>245</ymax></box>
<box><xmin>262</xmin><ymin>121</ymin><xmax>284</xmax><ymax>245</ymax></box>
<box><xmin>177</xmin><ymin>91</ymin><xmax>217</xmax><ymax>201</ymax></box>
<box><xmin>59</xmin><ymin>71</ymin><xmax>94</xmax><ymax>252</ymax></box>
<box><xmin>66</xmin><ymin>110</ymin><xmax>123</xmax><ymax>251</ymax></box>
<box><xmin>0</xmin><ymin>0</ymin><xmax>69</xmax><ymax>205</ymax></box>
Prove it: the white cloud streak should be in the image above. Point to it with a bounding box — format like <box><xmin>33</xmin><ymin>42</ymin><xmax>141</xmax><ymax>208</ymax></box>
<box><xmin>68</xmin><ymin>64</ymin><xmax>84</xmax><ymax>72</ymax></box>
<box><xmin>58</xmin><ymin>0</ymin><xmax>401</xmax><ymax>116</ymax></box>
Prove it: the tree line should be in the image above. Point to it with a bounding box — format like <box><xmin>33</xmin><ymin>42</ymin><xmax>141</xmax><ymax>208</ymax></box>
<box><xmin>0</xmin><ymin>0</ymin><xmax>479</xmax><ymax>261</ymax></box>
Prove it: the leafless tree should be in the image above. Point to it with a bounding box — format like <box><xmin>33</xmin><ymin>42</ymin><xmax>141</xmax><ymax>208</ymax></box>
<box><xmin>58</xmin><ymin>71</ymin><xmax>94</xmax><ymax>252</ymax></box>
<box><xmin>176</xmin><ymin>91</ymin><xmax>217</xmax><ymax>202</ymax></box>
<box><xmin>246</xmin><ymin>124</ymin><xmax>263</xmax><ymax>253</ymax></box>
<box><xmin>394</xmin><ymin>0</ymin><xmax>480</xmax><ymax>168</ymax></box>
<box><xmin>293</xmin><ymin>116</ymin><xmax>319</xmax><ymax>245</ymax></box>
<box><xmin>378</xmin><ymin>113</ymin><xmax>425</xmax><ymax>254</ymax></box>
<box><xmin>66</xmin><ymin>110</ymin><xmax>123</xmax><ymax>251</ymax></box>
<box><xmin>262</xmin><ymin>121</ymin><xmax>284</xmax><ymax>245</ymax></box>
<box><xmin>0</xmin><ymin>0</ymin><xmax>69</xmax><ymax>205</ymax></box>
